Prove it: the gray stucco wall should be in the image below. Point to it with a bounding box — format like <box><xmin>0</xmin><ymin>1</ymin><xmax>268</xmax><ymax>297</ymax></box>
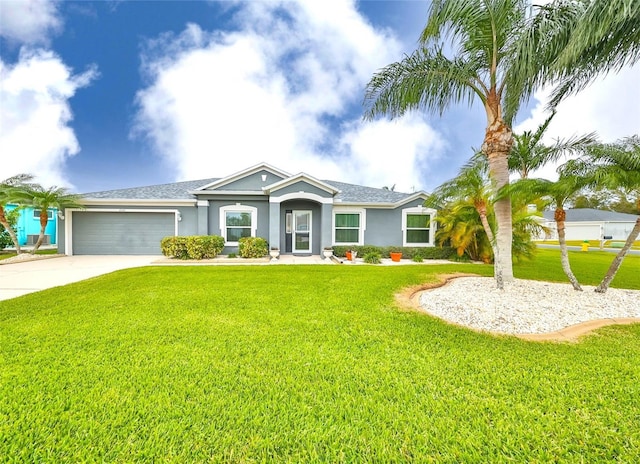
<box><xmin>206</xmin><ymin>199</ymin><xmax>270</xmax><ymax>253</ymax></box>
<box><xmin>270</xmin><ymin>181</ymin><xmax>333</xmax><ymax>199</ymax></box>
<box><xmin>363</xmin><ymin>199</ymin><xmax>432</xmax><ymax>247</ymax></box>
<box><xmin>215</xmin><ymin>170</ymin><xmax>285</xmax><ymax>191</ymax></box>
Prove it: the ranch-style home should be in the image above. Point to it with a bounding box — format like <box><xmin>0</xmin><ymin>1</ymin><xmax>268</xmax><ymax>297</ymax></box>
<box><xmin>58</xmin><ymin>163</ymin><xmax>436</xmax><ymax>256</ymax></box>
<box><xmin>4</xmin><ymin>204</ymin><xmax>58</xmax><ymax>246</ymax></box>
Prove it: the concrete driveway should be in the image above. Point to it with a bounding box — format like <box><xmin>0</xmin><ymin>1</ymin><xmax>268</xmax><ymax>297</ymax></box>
<box><xmin>0</xmin><ymin>255</ymin><xmax>157</xmax><ymax>302</ymax></box>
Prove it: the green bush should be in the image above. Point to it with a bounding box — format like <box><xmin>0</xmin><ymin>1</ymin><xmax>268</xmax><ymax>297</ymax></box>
<box><xmin>332</xmin><ymin>245</ymin><xmax>455</xmax><ymax>260</ymax></box>
<box><xmin>0</xmin><ymin>208</ymin><xmax>20</xmax><ymax>250</ymax></box>
<box><xmin>238</xmin><ymin>236</ymin><xmax>269</xmax><ymax>258</ymax></box>
<box><xmin>363</xmin><ymin>251</ymin><xmax>382</xmax><ymax>264</ymax></box>
<box><xmin>412</xmin><ymin>255</ymin><xmax>424</xmax><ymax>263</ymax></box>
<box><xmin>161</xmin><ymin>235</ymin><xmax>224</xmax><ymax>260</ymax></box>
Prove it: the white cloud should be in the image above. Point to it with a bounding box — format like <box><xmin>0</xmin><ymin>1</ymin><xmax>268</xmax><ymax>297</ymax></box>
<box><xmin>134</xmin><ymin>0</ymin><xmax>445</xmax><ymax>191</ymax></box>
<box><xmin>0</xmin><ymin>49</ymin><xmax>98</xmax><ymax>187</ymax></box>
<box><xmin>515</xmin><ymin>64</ymin><xmax>640</xmax><ymax>181</ymax></box>
<box><xmin>0</xmin><ymin>0</ymin><xmax>62</xmax><ymax>45</ymax></box>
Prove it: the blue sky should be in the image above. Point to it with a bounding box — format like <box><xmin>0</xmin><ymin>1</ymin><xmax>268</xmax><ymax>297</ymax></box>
<box><xmin>1</xmin><ymin>0</ymin><xmax>638</xmax><ymax>195</ymax></box>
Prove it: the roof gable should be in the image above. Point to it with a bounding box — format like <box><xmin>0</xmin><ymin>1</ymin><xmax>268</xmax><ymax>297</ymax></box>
<box><xmin>263</xmin><ymin>173</ymin><xmax>340</xmax><ymax>195</ymax></box>
<box><xmin>195</xmin><ymin>163</ymin><xmax>290</xmax><ymax>192</ymax></box>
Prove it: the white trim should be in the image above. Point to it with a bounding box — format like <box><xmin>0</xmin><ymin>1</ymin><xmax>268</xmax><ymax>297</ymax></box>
<box><xmin>189</xmin><ymin>190</ymin><xmax>267</xmax><ymax>196</ymax></box>
<box><xmin>82</xmin><ymin>199</ymin><xmax>195</xmax><ymax>207</ymax></box>
<box><xmin>332</xmin><ymin>208</ymin><xmax>366</xmax><ymax>246</ymax></box>
<box><xmin>268</xmin><ymin>191</ymin><xmax>333</xmax><ymax>204</ymax></box>
<box><xmin>263</xmin><ymin>173</ymin><xmax>340</xmax><ymax>195</ymax></box>
<box><xmin>335</xmin><ymin>192</ymin><xmax>430</xmax><ymax>209</ymax></box>
<box><xmin>64</xmin><ymin>208</ymin><xmax>180</xmax><ymax>256</ymax></box>
<box><xmin>219</xmin><ymin>204</ymin><xmax>258</xmax><ymax>246</ymax></box>
<box><xmin>401</xmin><ymin>206</ymin><xmax>437</xmax><ymax>247</ymax></box>
<box><xmin>196</xmin><ymin>163</ymin><xmax>290</xmax><ymax>191</ymax></box>
<box><xmin>197</xmin><ymin>200</ymin><xmax>209</xmax><ymax>207</ymax></box>
<box><xmin>292</xmin><ymin>210</ymin><xmax>312</xmax><ymax>253</ymax></box>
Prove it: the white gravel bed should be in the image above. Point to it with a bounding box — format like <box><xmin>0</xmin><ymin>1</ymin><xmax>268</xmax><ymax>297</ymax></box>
<box><xmin>419</xmin><ymin>277</ymin><xmax>640</xmax><ymax>334</ymax></box>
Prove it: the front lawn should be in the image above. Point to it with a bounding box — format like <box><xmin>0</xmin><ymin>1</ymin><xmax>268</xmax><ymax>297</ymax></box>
<box><xmin>1</xmin><ymin>252</ymin><xmax>639</xmax><ymax>461</ymax></box>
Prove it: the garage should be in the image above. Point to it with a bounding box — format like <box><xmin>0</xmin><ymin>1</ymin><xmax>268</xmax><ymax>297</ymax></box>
<box><xmin>71</xmin><ymin>211</ymin><xmax>175</xmax><ymax>255</ymax></box>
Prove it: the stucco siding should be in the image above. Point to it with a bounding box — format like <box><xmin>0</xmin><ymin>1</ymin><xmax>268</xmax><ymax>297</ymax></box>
<box><xmin>213</xmin><ymin>170</ymin><xmax>285</xmax><ymax>191</ymax></box>
<box><xmin>271</xmin><ymin>181</ymin><xmax>333</xmax><ymax>199</ymax></box>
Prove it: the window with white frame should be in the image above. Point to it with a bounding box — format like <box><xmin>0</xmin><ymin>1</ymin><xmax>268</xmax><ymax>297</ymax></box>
<box><xmin>402</xmin><ymin>207</ymin><xmax>434</xmax><ymax>246</ymax></box>
<box><xmin>33</xmin><ymin>209</ymin><xmax>55</xmax><ymax>220</ymax></box>
<box><xmin>333</xmin><ymin>210</ymin><xmax>365</xmax><ymax>245</ymax></box>
<box><xmin>220</xmin><ymin>205</ymin><xmax>257</xmax><ymax>244</ymax></box>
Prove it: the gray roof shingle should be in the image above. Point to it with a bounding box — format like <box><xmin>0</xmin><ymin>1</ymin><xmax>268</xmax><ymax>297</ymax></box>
<box><xmin>83</xmin><ymin>177</ymin><xmax>421</xmax><ymax>204</ymax></box>
<box><xmin>542</xmin><ymin>208</ymin><xmax>639</xmax><ymax>222</ymax></box>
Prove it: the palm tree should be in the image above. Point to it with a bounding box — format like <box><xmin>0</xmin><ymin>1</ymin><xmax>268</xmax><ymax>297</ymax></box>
<box><xmin>426</xmin><ymin>155</ymin><xmax>497</xmax><ymax>259</ymax></box>
<box><xmin>547</xmin><ymin>0</ymin><xmax>640</xmax><ymax>107</ymax></box>
<box><xmin>562</xmin><ymin>136</ymin><xmax>640</xmax><ymax>293</ymax></box>
<box><xmin>435</xmin><ymin>201</ymin><xmax>493</xmax><ymax>262</ymax></box>
<box><xmin>0</xmin><ymin>174</ymin><xmax>34</xmax><ymax>254</ymax></box>
<box><xmin>25</xmin><ymin>186</ymin><xmax>83</xmax><ymax>253</ymax></box>
<box><xmin>509</xmin><ymin>112</ymin><xmax>596</xmax><ymax>179</ymax></box>
<box><xmin>364</xmin><ymin>0</ymin><xmax>579</xmax><ymax>288</ymax></box>
<box><xmin>506</xmin><ymin>175</ymin><xmax>586</xmax><ymax>291</ymax></box>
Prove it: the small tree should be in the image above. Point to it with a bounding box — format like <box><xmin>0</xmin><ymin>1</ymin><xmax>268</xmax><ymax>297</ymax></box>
<box><xmin>563</xmin><ymin>136</ymin><xmax>640</xmax><ymax>293</ymax></box>
<box><xmin>0</xmin><ymin>208</ymin><xmax>20</xmax><ymax>250</ymax></box>
<box><xmin>0</xmin><ymin>174</ymin><xmax>34</xmax><ymax>254</ymax></box>
<box><xmin>25</xmin><ymin>186</ymin><xmax>84</xmax><ymax>253</ymax></box>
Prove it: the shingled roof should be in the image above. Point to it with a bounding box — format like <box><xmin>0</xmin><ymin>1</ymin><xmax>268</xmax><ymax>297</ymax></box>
<box><xmin>83</xmin><ymin>178</ymin><xmax>421</xmax><ymax>204</ymax></box>
<box><xmin>542</xmin><ymin>208</ymin><xmax>639</xmax><ymax>222</ymax></box>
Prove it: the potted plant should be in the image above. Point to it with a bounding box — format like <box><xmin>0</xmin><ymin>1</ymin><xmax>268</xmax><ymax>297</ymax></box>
<box><xmin>323</xmin><ymin>247</ymin><xmax>333</xmax><ymax>259</ymax></box>
<box><xmin>389</xmin><ymin>250</ymin><xmax>402</xmax><ymax>262</ymax></box>
<box><xmin>345</xmin><ymin>250</ymin><xmax>353</xmax><ymax>261</ymax></box>
<box><xmin>269</xmin><ymin>247</ymin><xmax>280</xmax><ymax>260</ymax></box>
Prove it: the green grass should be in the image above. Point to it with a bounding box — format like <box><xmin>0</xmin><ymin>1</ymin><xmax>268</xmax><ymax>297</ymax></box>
<box><xmin>0</xmin><ymin>248</ymin><xmax>59</xmax><ymax>260</ymax></box>
<box><xmin>1</xmin><ymin>252</ymin><xmax>639</xmax><ymax>461</ymax></box>
<box><xmin>538</xmin><ymin>239</ymin><xmax>640</xmax><ymax>250</ymax></box>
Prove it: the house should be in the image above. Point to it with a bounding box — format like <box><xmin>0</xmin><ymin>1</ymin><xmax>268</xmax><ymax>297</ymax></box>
<box><xmin>4</xmin><ymin>204</ymin><xmax>58</xmax><ymax>246</ymax></box>
<box><xmin>539</xmin><ymin>208</ymin><xmax>639</xmax><ymax>241</ymax></box>
<box><xmin>58</xmin><ymin>163</ymin><xmax>436</xmax><ymax>256</ymax></box>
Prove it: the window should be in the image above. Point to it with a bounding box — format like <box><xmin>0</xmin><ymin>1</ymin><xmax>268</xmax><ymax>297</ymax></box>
<box><xmin>225</xmin><ymin>212</ymin><xmax>252</xmax><ymax>242</ymax></box>
<box><xmin>402</xmin><ymin>207</ymin><xmax>435</xmax><ymax>246</ymax></box>
<box><xmin>220</xmin><ymin>205</ymin><xmax>257</xmax><ymax>244</ymax></box>
<box><xmin>33</xmin><ymin>209</ymin><xmax>55</xmax><ymax>220</ymax></box>
<box><xmin>333</xmin><ymin>210</ymin><xmax>365</xmax><ymax>245</ymax></box>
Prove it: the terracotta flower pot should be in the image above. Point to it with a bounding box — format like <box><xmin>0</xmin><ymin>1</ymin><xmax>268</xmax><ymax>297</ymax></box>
<box><xmin>346</xmin><ymin>251</ymin><xmax>352</xmax><ymax>260</ymax></box>
<box><xmin>390</xmin><ymin>252</ymin><xmax>402</xmax><ymax>262</ymax></box>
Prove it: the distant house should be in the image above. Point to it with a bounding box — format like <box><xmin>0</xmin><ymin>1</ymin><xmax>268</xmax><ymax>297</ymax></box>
<box><xmin>58</xmin><ymin>163</ymin><xmax>436</xmax><ymax>256</ymax></box>
<box><xmin>539</xmin><ymin>208</ymin><xmax>639</xmax><ymax>241</ymax></box>
<box><xmin>4</xmin><ymin>204</ymin><xmax>58</xmax><ymax>246</ymax></box>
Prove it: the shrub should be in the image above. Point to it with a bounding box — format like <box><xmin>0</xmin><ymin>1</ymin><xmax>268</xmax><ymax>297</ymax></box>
<box><xmin>161</xmin><ymin>235</ymin><xmax>224</xmax><ymax>260</ymax></box>
<box><xmin>363</xmin><ymin>251</ymin><xmax>382</xmax><ymax>264</ymax></box>
<box><xmin>0</xmin><ymin>208</ymin><xmax>20</xmax><ymax>250</ymax></box>
<box><xmin>412</xmin><ymin>255</ymin><xmax>424</xmax><ymax>263</ymax></box>
<box><xmin>331</xmin><ymin>245</ymin><xmax>455</xmax><ymax>260</ymax></box>
<box><xmin>227</xmin><ymin>253</ymin><xmax>237</xmax><ymax>258</ymax></box>
<box><xmin>238</xmin><ymin>236</ymin><xmax>269</xmax><ymax>258</ymax></box>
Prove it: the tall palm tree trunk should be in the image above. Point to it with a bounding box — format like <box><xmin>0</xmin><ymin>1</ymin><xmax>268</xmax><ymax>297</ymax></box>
<box><xmin>483</xmin><ymin>118</ymin><xmax>514</xmax><ymax>289</ymax></box>
<box><xmin>595</xmin><ymin>217</ymin><xmax>640</xmax><ymax>293</ymax></box>
<box><xmin>556</xmin><ymin>209</ymin><xmax>582</xmax><ymax>291</ymax></box>
<box><xmin>0</xmin><ymin>205</ymin><xmax>22</xmax><ymax>254</ymax></box>
<box><xmin>32</xmin><ymin>210</ymin><xmax>49</xmax><ymax>253</ymax></box>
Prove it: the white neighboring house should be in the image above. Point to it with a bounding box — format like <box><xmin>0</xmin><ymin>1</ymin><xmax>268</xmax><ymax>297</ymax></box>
<box><xmin>538</xmin><ymin>208</ymin><xmax>639</xmax><ymax>242</ymax></box>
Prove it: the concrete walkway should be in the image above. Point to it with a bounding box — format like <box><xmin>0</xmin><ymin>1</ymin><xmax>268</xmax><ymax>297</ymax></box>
<box><xmin>0</xmin><ymin>255</ymin><xmax>156</xmax><ymax>301</ymax></box>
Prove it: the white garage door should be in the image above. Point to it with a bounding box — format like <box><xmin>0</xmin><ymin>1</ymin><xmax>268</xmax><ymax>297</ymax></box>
<box><xmin>72</xmin><ymin>212</ymin><xmax>174</xmax><ymax>255</ymax></box>
<box><xmin>564</xmin><ymin>223</ymin><xmax>602</xmax><ymax>241</ymax></box>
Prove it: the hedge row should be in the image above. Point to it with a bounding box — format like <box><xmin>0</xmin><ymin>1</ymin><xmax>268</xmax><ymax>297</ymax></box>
<box><xmin>161</xmin><ymin>235</ymin><xmax>225</xmax><ymax>260</ymax></box>
<box><xmin>331</xmin><ymin>245</ymin><xmax>455</xmax><ymax>260</ymax></box>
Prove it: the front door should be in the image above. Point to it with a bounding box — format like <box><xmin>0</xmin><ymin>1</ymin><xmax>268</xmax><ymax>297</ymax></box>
<box><xmin>293</xmin><ymin>210</ymin><xmax>312</xmax><ymax>253</ymax></box>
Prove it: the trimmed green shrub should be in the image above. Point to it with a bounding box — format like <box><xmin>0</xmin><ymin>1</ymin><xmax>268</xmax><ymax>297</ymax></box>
<box><xmin>331</xmin><ymin>245</ymin><xmax>455</xmax><ymax>260</ymax></box>
<box><xmin>412</xmin><ymin>255</ymin><xmax>424</xmax><ymax>263</ymax></box>
<box><xmin>363</xmin><ymin>251</ymin><xmax>382</xmax><ymax>264</ymax></box>
<box><xmin>161</xmin><ymin>235</ymin><xmax>224</xmax><ymax>260</ymax></box>
<box><xmin>238</xmin><ymin>236</ymin><xmax>269</xmax><ymax>258</ymax></box>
